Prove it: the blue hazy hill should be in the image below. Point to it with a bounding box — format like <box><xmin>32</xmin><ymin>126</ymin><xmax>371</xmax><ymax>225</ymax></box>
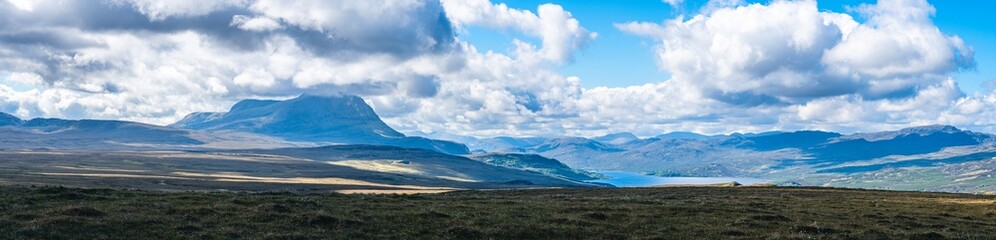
<box><xmin>0</xmin><ymin>117</ymin><xmax>204</xmax><ymax>149</ymax></box>
<box><xmin>655</xmin><ymin>131</ymin><xmax>712</xmax><ymax>140</ymax></box>
<box><xmin>0</xmin><ymin>112</ymin><xmax>23</xmax><ymax>127</ymax></box>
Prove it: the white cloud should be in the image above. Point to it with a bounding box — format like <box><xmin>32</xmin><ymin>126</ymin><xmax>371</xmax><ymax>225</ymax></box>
<box><xmin>6</xmin><ymin>72</ymin><xmax>43</xmax><ymax>86</ymax></box>
<box><xmin>233</xmin><ymin>68</ymin><xmax>276</xmax><ymax>89</ymax></box>
<box><xmin>617</xmin><ymin>0</ymin><xmax>973</xmax><ymax>103</ymax></box>
<box><xmin>5</xmin><ymin>0</ymin><xmax>39</xmax><ymax>11</ymax></box>
<box><xmin>118</xmin><ymin>0</ymin><xmax>248</xmax><ymax>20</ymax></box>
<box><xmin>441</xmin><ymin>0</ymin><xmax>596</xmax><ymax>63</ymax></box>
<box><xmin>230</xmin><ymin>15</ymin><xmax>282</xmax><ymax>31</ymax></box>
<box><xmin>823</xmin><ymin>0</ymin><xmax>975</xmax><ymax>81</ymax></box>
<box><xmin>249</xmin><ymin>0</ymin><xmax>455</xmax><ymax>57</ymax></box>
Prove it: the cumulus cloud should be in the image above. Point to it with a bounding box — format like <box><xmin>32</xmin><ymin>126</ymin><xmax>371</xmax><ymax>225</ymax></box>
<box><xmin>230</xmin><ymin>15</ymin><xmax>282</xmax><ymax>31</ymax></box>
<box><xmin>441</xmin><ymin>0</ymin><xmax>596</xmax><ymax>63</ymax></box>
<box><xmin>619</xmin><ymin>0</ymin><xmax>974</xmax><ymax>103</ymax></box>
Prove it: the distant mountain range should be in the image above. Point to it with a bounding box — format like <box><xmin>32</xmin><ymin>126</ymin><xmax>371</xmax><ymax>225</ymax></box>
<box><xmin>428</xmin><ymin>125</ymin><xmax>996</xmax><ymax>193</ymax></box>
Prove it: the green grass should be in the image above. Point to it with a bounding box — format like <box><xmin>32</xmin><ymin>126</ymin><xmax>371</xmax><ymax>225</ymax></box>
<box><xmin>0</xmin><ymin>186</ymin><xmax>994</xmax><ymax>239</ymax></box>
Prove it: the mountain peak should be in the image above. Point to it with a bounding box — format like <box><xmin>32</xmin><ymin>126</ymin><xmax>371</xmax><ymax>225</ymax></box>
<box><xmin>593</xmin><ymin>132</ymin><xmax>639</xmax><ymax>145</ymax></box>
<box><xmin>173</xmin><ymin>94</ymin><xmax>400</xmax><ymax>138</ymax></box>
<box><xmin>171</xmin><ymin>94</ymin><xmax>468</xmax><ymax>155</ymax></box>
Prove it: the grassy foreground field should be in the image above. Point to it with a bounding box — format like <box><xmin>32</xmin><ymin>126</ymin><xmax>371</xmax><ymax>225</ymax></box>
<box><xmin>0</xmin><ymin>186</ymin><xmax>993</xmax><ymax>239</ymax></box>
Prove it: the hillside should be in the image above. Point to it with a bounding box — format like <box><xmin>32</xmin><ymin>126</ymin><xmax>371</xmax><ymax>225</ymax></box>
<box><xmin>469</xmin><ymin>153</ymin><xmax>602</xmax><ymax>181</ymax></box>
<box><xmin>0</xmin><ymin>147</ymin><xmax>596</xmax><ymax>192</ymax></box>
<box><xmin>0</xmin><ymin>186</ymin><xmax>992</xmax><ymax>239</ymax></box>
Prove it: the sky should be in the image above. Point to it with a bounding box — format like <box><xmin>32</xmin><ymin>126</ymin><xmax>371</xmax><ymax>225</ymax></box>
<box><xmin>1</xmin><ymin>0</ymin><xmax>995</xmax><ymax>137</ymax></box>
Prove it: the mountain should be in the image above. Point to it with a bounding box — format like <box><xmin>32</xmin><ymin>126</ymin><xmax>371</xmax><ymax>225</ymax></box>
<box><xmin>0</xmin><ymin>118</ymin><xmax>205</xmax><ymax>149</ymax></box>
<box><xmin>469</xmin><ymin>153</ymin><xmax>602</xmax><ymax>181</ymax></box>
<box><xmin>524</xmin><ymin>137</ymin><xmax>625</xmax><ymax>168</ymax></box>
<box><xmin>655</xmin><ymin>131</ymin><xmax>711</xmax><ymax>140</ymax></box>
<box><xmin>172</xmin><ymin>95</ymin><xmax>402</xmax><ymax>140</ymax></box>
<box><xmin>593</xmin><ymin>132</ymin><xmax>640</xmax><ymax>145</ymax></box>
<box><xmin>468</xmin><ymin>136</ymin><xmax>549</xmax><ymax>152</ymax></box>
<box><xmin>836</xmin><ymin>125</ymin><xmax>973</xmax><ymax>142</ymax></box>
<box><xmin>449</xmin><ymin>125</ymin><xmax>996</xmax><ymax>193</ymax></box>
<box><xmin>805</xmin><ymin>125</ymin><xmax>993</xmax><ymax>164</ymax></box>
<box><xmin>732</xmin><ymin>130</ymin><xmax>842</xmax><ymax>151</ymax></box>
<box><xmin>0</xmin><ymin>112</ymin><xmax>22</xmax><ymax>126</ymax></box>
<box><xmin>171</xmin><ymin>95</ymin><xmax>469</xmax><ymax>155</ymax></box>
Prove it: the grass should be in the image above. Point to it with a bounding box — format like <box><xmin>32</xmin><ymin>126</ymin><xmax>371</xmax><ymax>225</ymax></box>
<box><xmin>0</xmin><ymin>186</ymin><xmax>993</xmax><ymax>239</ymax></box>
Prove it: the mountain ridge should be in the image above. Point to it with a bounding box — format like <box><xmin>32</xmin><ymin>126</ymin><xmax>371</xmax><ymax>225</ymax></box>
<box><xmin>0</xmin><ymin>117</ymin><xmax>206</xmax><ymax>149</ymax></box>
<box><xmin>436</xmin><ymin>125</ymin><xmax>996</xmax><ymax>193</ymax></box>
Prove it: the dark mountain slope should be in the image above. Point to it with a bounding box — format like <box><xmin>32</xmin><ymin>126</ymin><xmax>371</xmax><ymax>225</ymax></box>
<box><xmin>807</xmin><ymin>126</ymin><xmax>992</xmax><ymax>163</ymax></box>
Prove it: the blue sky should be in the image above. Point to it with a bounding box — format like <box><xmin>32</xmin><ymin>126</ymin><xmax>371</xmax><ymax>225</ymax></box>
<box><xmin>462</xmin><ymin>0</ymin><xmax>996</xmax><ymax>93</ymax></box>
